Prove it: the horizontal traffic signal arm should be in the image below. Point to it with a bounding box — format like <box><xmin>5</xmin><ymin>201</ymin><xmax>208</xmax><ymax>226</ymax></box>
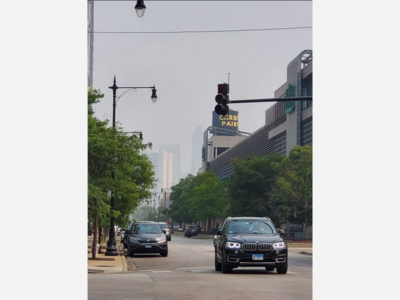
<box><xmin>228</xmin><ymin>96</ymin><xmax>312</xmax><ymax>103</ymax></box>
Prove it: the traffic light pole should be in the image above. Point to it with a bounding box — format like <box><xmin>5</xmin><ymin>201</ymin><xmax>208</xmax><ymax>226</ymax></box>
<box><xmin>228</xmin><ymin>96</ymin><xmax>312</xmax><ymax>104</ymax></box>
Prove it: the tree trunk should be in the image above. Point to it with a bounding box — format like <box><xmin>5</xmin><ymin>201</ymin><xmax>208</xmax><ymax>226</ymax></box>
<box><xmin>92</xmin><ymin>199</ymin><xmax>98</xmax><ymax>259</ymax></box>
<box><xmin>304</xmin><ymin>196</ymin><xmax>308</xmax><ymax>240</ymax></box>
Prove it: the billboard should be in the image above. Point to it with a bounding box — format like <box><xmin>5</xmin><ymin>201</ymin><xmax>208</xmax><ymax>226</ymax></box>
<box><xmin>212</xmin><ymin>109</ymin><xmax>239</xmax><ymax>136</ymax></box>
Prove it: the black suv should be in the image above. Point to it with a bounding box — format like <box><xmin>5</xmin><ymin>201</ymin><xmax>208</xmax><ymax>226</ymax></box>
<box><xmin>126</xmin><ymin>221</ymin><xmax>168</xmax><ymax>257</ymax></box>
<box><xmin>214</xmin><ymin>217</ymin><xmax>288</xmax><ymax>274</ymax></box>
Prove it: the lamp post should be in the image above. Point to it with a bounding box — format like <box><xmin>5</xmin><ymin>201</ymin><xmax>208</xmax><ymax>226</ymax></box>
<box><xmin>105</xmin><ymin>75</ymin><xmax>158</xmax><ymax>256</ymax></box>
<box><xmin>135</xmin><ymin>0</ymin><xmax>146</xmax><ymax>18</ymax></box>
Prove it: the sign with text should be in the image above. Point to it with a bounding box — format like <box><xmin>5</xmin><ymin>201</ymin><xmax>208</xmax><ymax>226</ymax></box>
<box><xmin>212</xmin><ymin>109</ymin><xmax>239</xmax><ymax>136</ymax></box>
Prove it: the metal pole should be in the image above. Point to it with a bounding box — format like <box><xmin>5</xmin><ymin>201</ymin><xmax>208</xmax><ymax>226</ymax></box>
<box><xmin>229</xmin><ymin>96</ymin><xmax>312</xmax><ymax>104</ymax></box>
<box><xmin>105</xmin><ymin>76</ymin><xmax>118</xmax><ymax>256</ymax></box>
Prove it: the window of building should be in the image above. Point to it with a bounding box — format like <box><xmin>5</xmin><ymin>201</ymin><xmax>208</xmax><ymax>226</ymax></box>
<box><xmin>301</xmin><ymin>117</ymin><xmax>312</xmax><ymax>146</ymax></box>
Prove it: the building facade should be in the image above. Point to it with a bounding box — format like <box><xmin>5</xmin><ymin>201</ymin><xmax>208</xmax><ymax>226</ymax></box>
<box><xmin>207</xmin><ymin>50</ymin><xmax>313</xmax><ymax>179</ymax></box>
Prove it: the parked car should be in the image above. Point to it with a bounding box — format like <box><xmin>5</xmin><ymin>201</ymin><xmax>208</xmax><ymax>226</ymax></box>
<box><xmin>123</xmin><ymin>222</ymin><xmax>135</xmax><ymax>248</ymax></box>
<box><xmin>157</xmin><ymin>222</ymin><xmax>171</xmax><ymax>241</ymax></box>
<box><xmin>126</xmin><ymin>221</ymin><xmax>168</xmax><ymax>257</ymax></box>
<box><xmin>120</xmin><ymin>228</ymin><xmax>125</xmax><ymax>243</ymax></box>
<box><xmin>174</xmin><ymin>226</ymin><xmax>184</xmax><ymax>232</ymax></box>
<box><xmin>214</xmin><ymin>216</ymin><xmax>288</xmax><ymax>274</ymax></box>
<box><xmin>184</xmin><ymin>225</ymin><xmax>198</xmax><ymax>238</ymax></box>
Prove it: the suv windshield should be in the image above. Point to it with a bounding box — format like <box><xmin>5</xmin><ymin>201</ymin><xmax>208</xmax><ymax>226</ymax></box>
<box><xmin>133</xmin><ymin>224</ymin><xmax>162</xmax><ymax>234</ymax></box>
<box><xmin>227</xmin><ymin>220</ymin><xmax>276</xmax><ymax>234</ymax></box>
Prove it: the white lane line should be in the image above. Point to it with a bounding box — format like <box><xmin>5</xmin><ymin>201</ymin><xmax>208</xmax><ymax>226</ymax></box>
<box><xmin>177</xmin><ymin>266</ymin><xmax>214</xmax><ymax>270</ymax></box>
<box><xmin>152</xmin><ymin>270</ymin><xmax>172</xmax><ymax>273</ymax></box>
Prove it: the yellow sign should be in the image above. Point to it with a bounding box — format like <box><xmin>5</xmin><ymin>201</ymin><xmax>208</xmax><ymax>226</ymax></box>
<box><xmin>219</xmin><ymin>114</ymin><xmax>239</xmax><ymax>127</ymax></box>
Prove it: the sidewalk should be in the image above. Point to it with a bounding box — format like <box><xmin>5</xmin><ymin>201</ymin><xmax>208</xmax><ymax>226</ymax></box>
<box><xmin>88</xmin><ymin>235</ymin><xmax>130</xmax><ymax>274</ymax></box>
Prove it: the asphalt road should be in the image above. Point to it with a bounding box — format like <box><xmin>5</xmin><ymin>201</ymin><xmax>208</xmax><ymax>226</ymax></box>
<box><xmin>88</xmin><ymin>234</ymin><xmax>312</xmax><ymax>300</ymax></box>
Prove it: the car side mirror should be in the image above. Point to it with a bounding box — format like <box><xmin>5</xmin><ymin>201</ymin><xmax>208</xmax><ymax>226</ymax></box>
<box><xmin>216</xmin><ymin>229</ymin><xmax>222</xmax><ymax>235</ymax></box>
<box><xmin>163</xmin><ymin>229</ymin><xmax>167</xmax><ymax>234</ymax></box>
<box><xmin>125</xmin><ymin>230</ymin><xmax>131</xmax><ymax>234</ymax></box>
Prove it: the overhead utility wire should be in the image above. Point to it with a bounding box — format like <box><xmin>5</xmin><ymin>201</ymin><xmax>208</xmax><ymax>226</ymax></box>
<box><xmin>90</xmin><ymin>26</ymin><xmax>312</xmax><ymax>34</ymax></box>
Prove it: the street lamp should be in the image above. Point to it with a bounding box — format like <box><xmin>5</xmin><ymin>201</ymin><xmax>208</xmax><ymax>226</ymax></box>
<box><xmin>105</xmin><ymin>75</ymin><xmax>158</xmax><ymax>256</ymax></box>
<box><xmin>135</xmin><ymin>0</ymin><xmax>146</xmax><ymax>18</ymax></box>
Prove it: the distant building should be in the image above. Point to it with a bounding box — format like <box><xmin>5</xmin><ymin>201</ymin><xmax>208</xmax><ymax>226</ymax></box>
<box><xmin>206</xmin><ymin>49</ymin><xmax>313</xmax><ymax>179</ymax></box>
<box><xmin>159</xmin><ymin>149</ymin><xmax>174</xmax><ymax>189</ymax></box>
<box><xmin>160</xmin><ymin>144</ymin><xmax>181</xmax><ymax>186</ymax></box>
<box><xmin>191</xmin><ymin>125</ymin><xmax>203</xmax><ymax>175</ymax></box>
<box><xmin>144</xmin><ymin>151</ymin><xmax>160</xmax><ymax>193</ymax></box>
<box><xmin>200</xmin><ymin>108</ymin><xmax>250</xmax><ymax>173</ymax></box>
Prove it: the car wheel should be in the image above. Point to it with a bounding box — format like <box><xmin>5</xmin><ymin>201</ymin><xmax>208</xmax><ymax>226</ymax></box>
<box><xmin>128</xmin><ymin>250</ymin><xmax>134</xmax><ymax>257</ymax></box>
<box><xmin>215</xmin><ymin>250</ymin><xmax>222</xmax><ymax>271</ymax></box>
<box><xmin>123</xmin><ymin>242</ymin><xmax>127</xmax><ymax>249</ymax></box>
<box><xmin>265</xmin><ymin>266</ymin><xmax>275</xmax><ymax>271</ymax></box>
<box><xmin>276</xmin><ymin>260</ymin><xmax>288</xmax><ymax>274</ymax></box>
<box><xmin>168</xmin><ymin>237</ymin><xmax>171</xmax><ymax>241</ymax></box>
<box><xmin>161</xmin><ymin>250</ymin><xmax>168</xmax><ymax>257</ymax></box>
<box><xmin>221</xmin><ymin>253</ymin><xmax>232</xmax><ymax>274</ymax></box>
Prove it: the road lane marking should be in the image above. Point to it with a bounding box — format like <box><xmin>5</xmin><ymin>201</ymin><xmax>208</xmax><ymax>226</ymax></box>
<box><xmin>152</xmin><ymin>270</ymin><xmax>172</xmax><ymax>273</ymax></box>
<box><xmin>177</xmin><ymin>266</ymin><xmax>214</xmax><ymax>270</ymax></box>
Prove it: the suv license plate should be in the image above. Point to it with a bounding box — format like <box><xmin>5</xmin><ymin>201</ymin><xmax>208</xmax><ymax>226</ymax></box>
<box><xmin>145</xmin><ymin>244</ymin><xmax>152</xmax><ymax>248</ymax></box>
<box><xmin>252</xmin><ymin>254</ymin><xmax>263</xmax><ymax>260</ymax></box>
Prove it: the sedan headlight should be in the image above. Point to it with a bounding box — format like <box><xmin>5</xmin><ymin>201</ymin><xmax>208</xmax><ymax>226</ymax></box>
<box><xmin>225</xmin><ymin>242</ymin><xmax>241</xmax><ymax>249</ymax></box>
<box><xmin>156</xmin><ymin>236</ymin><xmax>167</xmax><ymax>243</ymax></box>
<box><xmin>272</xmin><ymin>242</ymin><xmax>286</xmax><ymax>250</ymax></box>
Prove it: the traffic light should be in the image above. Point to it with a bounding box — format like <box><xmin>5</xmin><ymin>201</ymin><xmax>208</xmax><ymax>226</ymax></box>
<box><xmin>215</xmin><ymin>83</ymin><xmax>230</xmax><ymax>115</ymax></box>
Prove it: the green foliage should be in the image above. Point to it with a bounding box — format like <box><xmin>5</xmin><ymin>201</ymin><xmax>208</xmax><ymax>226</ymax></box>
<box><xmin>88</xmin><ymin>89</ymin><xmax>156</xmax><ymax>229</ymax></box>
<box><xmin>227</xmin><ymin>153</ymin><xmax>284</xmax><ymax>225</ymax></box>
<box><xmin>169</xmin><ymin>175</ymin><xmax>195</xmax><ymax>223</ymax></box>
<box><xmin>168</xmin><ymin>146</ymin><xmax>312</xmax><ymax>230</ymax></box>
<box><xmin>169</xmin><ymin>171</ymin><xmax>229</xmax><ymax>224</ymax></box>
<box><xmin>275</xmin><ymin>145</ymin><xmax>312</xmax><ymax>226</ymax></box>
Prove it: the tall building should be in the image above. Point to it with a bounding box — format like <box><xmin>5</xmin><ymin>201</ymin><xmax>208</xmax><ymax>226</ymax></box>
<box><xmin>144</xmin><ymin>151</ymin><xmax>160</xmax><ymax>193</ymax></box>
<box><xmin>87</xmin><ymin>1</ymin><xmax>94</xmax><ymax>88</ymax></box>
<box><xmin>205</xmin><ymin>50</ymin><xmax>313</xmax><ymax>179</ymax></box>
<box><xmin>159</xmin><ymin>144</ymin><xmax>181</xmax><ymax>186</ymax></box>
<box><xmin>159</xmin><ymin>149</ymin><xmax>174</xmax><ymax>189</ymax></box>
<box><xmin>191</xmin><ymin>125</ymin><xmax>203</xmax><ymax>175</ymax></box>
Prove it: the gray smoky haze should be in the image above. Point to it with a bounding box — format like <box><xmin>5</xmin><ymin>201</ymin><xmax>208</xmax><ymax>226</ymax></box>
<box><xmin>90</xmin><ymin>1</ymin><xmax>312</xmax><ymax>176</ymax></box>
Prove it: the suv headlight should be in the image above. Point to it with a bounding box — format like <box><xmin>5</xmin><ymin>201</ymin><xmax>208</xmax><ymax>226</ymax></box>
<box><xmin>130</xmin><ymin>237</ymin><xmax>140</xmax><ymax>243</ymax></box>
<box><xmin>272</xmin><ymin>242</ymin><xmax>286</xmax><ymax>250</ymax></box>
<box><xmin>225</xmin><ymin>242</ymin><xmax>241</xmax><ymax>249</ymax></box>
<box><xmin>156</xmin><ymin>236</ymin><xmax>167</xmax><ymax>243</ymax></box>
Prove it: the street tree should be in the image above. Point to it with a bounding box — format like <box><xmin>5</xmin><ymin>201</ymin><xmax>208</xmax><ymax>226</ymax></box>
<box><xmin>169</xmin><ymin>175</ymin><xmax>195</xmax><ymax>225</ymax></box>
<box><xmin>275</xmin><ymin>145</ymin><xmax>312</xmax><ymax>238</ymax></box>
<box><xmin>188</xmin><ymin>171</ymin><xmax>229</xmax><ymax>231</ymax></box>
<box><xmin>227</xmin><ymin>153</ymin><xmax>284</xmax><ymax>226</ymax></box>
<box><xmin>88</xmin><ymin>89</ymin><xmax>155</xmax><ymax>258</ymax></box>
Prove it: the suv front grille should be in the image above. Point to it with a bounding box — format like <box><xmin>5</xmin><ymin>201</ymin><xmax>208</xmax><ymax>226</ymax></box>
<box><xmin>242</xmin><ymin>243</ymin><xmax>257</xmax><ymax>251</ymax></box>
<box><xmin>138</xmin><ymin>238</ymin><xmax>157</xmax><ymax>243</ymax></box>
<box><xmin>242</xmin><ymin>243</ymin><xmax>272</xmax><ymax>251</ymax></box>
<box><xmin>258</xmin><ymin>243</ymin><xmax>272</xmax><ymax>251</ymax></box>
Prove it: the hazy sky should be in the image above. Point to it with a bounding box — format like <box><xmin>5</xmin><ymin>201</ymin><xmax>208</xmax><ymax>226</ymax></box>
<box><xmin>91</xmin><ymin>1</ymin><xmax>312</xmax><ymax>174</ymax></box>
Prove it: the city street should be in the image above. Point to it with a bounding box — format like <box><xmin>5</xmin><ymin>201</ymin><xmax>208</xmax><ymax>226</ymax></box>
<box><xmin>88</xmin><ymin>235</ymin><xmax>312</xmax><ymax>300</ymax></box>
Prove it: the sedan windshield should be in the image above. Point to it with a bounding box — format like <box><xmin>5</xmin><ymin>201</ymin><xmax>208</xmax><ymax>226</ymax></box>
<box><xmin>133</xmin><ymin>224</ymin><xmax>162</xmax><ymax>234</ymax></box>
<box><xmin>227</xmin><ymin>220</ymin><xmax>276</xmax><ymax>234</ymax></box>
